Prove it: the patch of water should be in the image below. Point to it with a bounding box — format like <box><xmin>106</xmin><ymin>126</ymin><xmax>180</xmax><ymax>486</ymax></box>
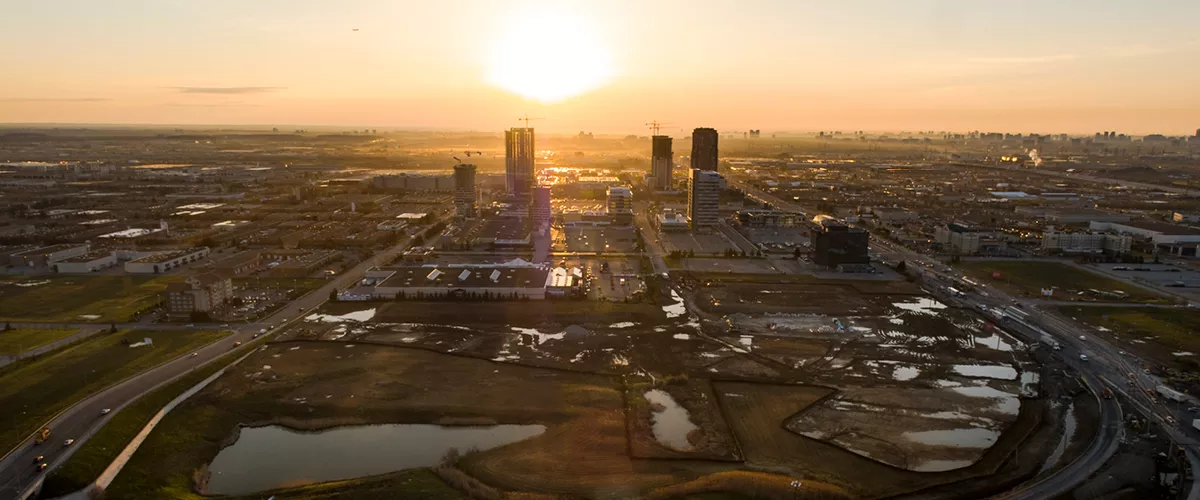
<box><xmin>893</xmin><ymin>366</ymin><xmax>921</xmax><ymax>381</ymax></box>
<box><xmin>1041</xmin><ymin>402</ymin><xmax>1076</xmax><ymax>473</ymax></box>
<box><xmin>911</xmin><ymin>459</ymin><xmax>974</xmax><ymax>472</ymax></box>
<box><xmin>644</xmin><ymin>389</ymin><xmax>699</xmax><ymax>451</ymax></box>
<box><xmin>511</xmin><ymin>327</ymin><xmax>564</xmax><ymax>345</ymax></box>
<box><xmin>612</xmin><ymin>354</ymin><xmax>629</xmax><ymax>366</ymax></box>
<box><xmin>889</xmin><ymin>317</ymin><xmax>905</xmax><ymax>325</ymax></box>
<box><xmin>610</xmin><ymin>322</ymin><xmax>636</xmax><ymax>329</ymax></box>
<box><xmin>663</xmin><ymin>289</ymin><xmax>686</xmax><ymax>318</ymax></box>
<box><xmin>206</xmin><ymin>424</ymin><xmax>545</xmax><ymax>495</ymax></box>
<box><xmin>952</xmin><ymin>364</ymin><xmax>1018</xmax><ymax>380</ymax></box>
<box><xmin>306</xmin><ymin>308</ymin><xmax>376</xmax><ymax>323</ymax></box>
<box><xmin>13</xmin><ymin>280</ymin><xmax>51</xmax><ymax>287</ymax></box>
<box><xmin>1019</xmin><ymin>371</ymin><xmax>1040</xmax><ymax>398</ymax></box>
<box><xmin>951</xmin><ymin>383</ymin><xmax>1020</xmax><ymax>415</ymax></box>
<box><xmin>1174</xmin><ymin>351</ymin><xmax>1195</xmax><ymax>357</ymax></box>
<box><xmin>674</xmin><ymin>333</ymin><xmax>691</xmax><ymax>340</ymax></box>
<box><xmin>891</xmin><ymin>298</ymin><xmax>947</xmax><ymax>315</ymax></box>
<box><xmin>77</xmin><ymin>314</ymin><xmax>102</xmax><ymax>320</ymax></box>
<box><xmin>903</xmin><ymin>428</ymin><xmax>1001</xmax><ymax>448</ymax></box>
<box><xmin>973</xmin><ymin>332</ymin><xmax>1019</xmax><ymax>352</ymax></box>
<box><xmin>739</xmin><ymin>336</ymin><xmax>753</xmax><ymax>350</ymax></box>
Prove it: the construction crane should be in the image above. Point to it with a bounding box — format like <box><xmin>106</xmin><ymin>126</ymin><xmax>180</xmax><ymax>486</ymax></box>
<box><xmin>645</xmin><ymin>121</ymin><xmax>673</xmax><ymax>135</ymax></box>
<box><xmin>452</xmin><ymin>156</ymin><xmax>462</xmax><ymax>164</ymax></box>
<box><xmin>464</xmin><ymin>150</ymin><xmax>483</xmax><ymax>157</ymax></box>
<box><xmin>517</xmin><ymin>113</ymin><xmax>544</xmax><ymax>129</ymax></box>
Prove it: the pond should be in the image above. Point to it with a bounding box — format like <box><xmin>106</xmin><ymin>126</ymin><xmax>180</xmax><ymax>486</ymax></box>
<box><xmin>206</xmin><ymin>423</ymin><xmax>545</xmax><ymax>495</ymax></box>
<box><xmin>644</xmin><ymin>389</ymin><xmax>698</xmax><ymax>451</ymax></box>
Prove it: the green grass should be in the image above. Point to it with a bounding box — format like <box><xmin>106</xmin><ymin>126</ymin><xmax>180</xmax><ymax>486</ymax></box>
<box><xmin>223</xmin><ymin>469</ymin><xmax>465</xmax><ymax>500</ymax></box>
<box><xmin>1059</xmin><ymin>306</ymin><xmax>1200</xmax><ymax>369</ymax></box>
<box><xmin>0</xmin><ymin>276</ymin><xmax>182</xmax><ymax>322</ymax></box>
<box><xmin>957</xmin><ymin>261</ymin><xmax>1171</xmax><ymax>303</ymax></box>
<box><xmin>0</xmin><ymin>328</ymin><xmax>79</xmax><ymax>355</ymax></box>
<box><xmin>0</xmin><ymin>328</ymin><xmax>228</xmax><ymax>453</ymax></box>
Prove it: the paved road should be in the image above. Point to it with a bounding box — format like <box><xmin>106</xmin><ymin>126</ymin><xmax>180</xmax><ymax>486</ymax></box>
<box><xmin>634</xmin><ymin>204</ymin><xmax>668</xmax><ymax>276</ymax></box>
<box><xmin>0</xmin><ymin>223</ymin><xmax>438</xmax><ymax>500</ymax></box>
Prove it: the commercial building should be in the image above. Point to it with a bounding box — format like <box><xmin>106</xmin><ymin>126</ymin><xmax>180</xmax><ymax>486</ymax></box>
<box><xmin>606</xmin><ymin>186</ymin><xmax>633</xmax><ymax>225</ymax></box>
<box><xmin>54</xmin><ymin>251</ymin><xmax>118</xmax><ymax>273</ymax></box>
<box><xmin>530</xmin><ymin>185</ymin><xmax>552</xmax><ymax>230</ymax></box>
<box><xmin>811</xmin><ymin>224</ymin><xmax>869</xmax><ymax>269</ymax></box>
<box><xmin>690</xmin><ymin>128</ymin><xmax>719</xmax><ymax>172</ymax></box>
<box><xmin>10</xmin><ymin>244</ymin><xmax>89</xmax><ymax>268</ymax></box>
<box><xmin>935</xmin><ymin>223</ymin><xmax>1004</xmax><ymax>255</ymax></box>
<box><xmin>453</xmin><ymin>163</ymin><xmax>478</xmax><ymax>218</ymax></box>
<box><xmin>651</xmin><ymin>135</ymin><xmax>674</xmax><ymax>191</ymax></box>
<box><xmin>125</xmin><ymin>247</ymin><xmax>211</xmax><ymax>274</ymax></box>
<box><xmin>656</xmin><ymin>210</ymin><xmax>690</xmax><ymax>232</ymax></box>
<box><xmin>165</xmin><ymin>273</ymin><xmax>233</xmax><ymax>317</ymax></box>
<box><xmin>735</xmin><ymin>209</ymin><xmax>799</xmax><ymax>228</ymax></box>
<box><xmin>209</xmin><ymin>250</ymin><xmax>262</xmax><ymax>276</ymax></box>
<box><xmin>688</xmin><ymin>169</ymin><xmax>721</xmax><ymax>230</ymax></box>
<box><xmin>1042</xmin><ymin>227</ymin><xmax>1132</xmax><ymax>254</ymax></box>
<box><xmin>368</xmin><ymin>263</ymin><xmax>552</xmax><ymax>300</ymax></box>
<box><xmin>1089</xmin><ymin>221</ymin><xmax>1200</xmax><ymax>245</ymax></box>
<box><xmin>505</xmin><ymin>127</ymin><xmax>536</xmax><ymax>199</ymax></box>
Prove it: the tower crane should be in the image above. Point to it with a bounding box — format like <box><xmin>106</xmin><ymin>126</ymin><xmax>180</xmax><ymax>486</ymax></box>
<box><xmin>518</xmin><ymin>113</ymin><xmax>544</xmax><ymax>129</ymax></box>
<box><xmin>645</xmin><ymin>121</ymin><xmax>673</xmax><ymax>135</ymax></box>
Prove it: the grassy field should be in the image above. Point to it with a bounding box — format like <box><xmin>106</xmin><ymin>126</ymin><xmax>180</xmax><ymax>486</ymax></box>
<box><xmin>644</xmin><ymin>471</ymin><xmax>852</xmax><ymax>500</ymax></box>
<box><xmin>41</xmin><ymin>346</ymin><xmax>253</xmax><ymax>498</ymax></box>
<box><xmin>1059</xmin><ymin>306</ymin><xmax>1200</xmax><ymax>371</ymax></box>
<box><xmin>224</xmin><ymin>469</ymin><xmax>464</xmax><ymax>500</ymax></box>
<box><xmin>0</xmin><ymin>276</ymin><xmax>182</xmax><ymax>322</ymax></box>
<box><xmin>0</xmin><ymin>327</ymin><xmax>79</xmax><ymax>355</ymax></box>
<box><xmin>101</xmin><ymin>342</ymin><xmax>734</xmax><ymax>499</ymax></box>
<box><xmin>0</xmin><ymin>328</ymin><xmax>227</xmax><ymax>452</ymax></box>
<box><xmin>957</xmin><ymin>261</ymin><xmax>1170</xmax><ymax>303</ymax></box>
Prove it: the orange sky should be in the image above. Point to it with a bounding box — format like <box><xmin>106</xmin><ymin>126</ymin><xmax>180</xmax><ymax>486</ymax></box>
<box><xmin>2</xmin><ymin>0</ymin><xmax>1198</xmax><ymax>134</ymax></box>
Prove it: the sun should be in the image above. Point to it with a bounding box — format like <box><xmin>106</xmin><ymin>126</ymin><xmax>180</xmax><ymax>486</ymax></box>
<box><xmin>486</xmin><ymin>8</ymin><xmax>614</xmax><ymax>103</ymax></box>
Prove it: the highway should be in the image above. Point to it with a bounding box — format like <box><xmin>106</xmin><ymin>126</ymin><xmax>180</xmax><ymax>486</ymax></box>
<box><xmin>0</xmin><ymin>222</ymin><xmax>439</xmax><ymax>500</ymax></box>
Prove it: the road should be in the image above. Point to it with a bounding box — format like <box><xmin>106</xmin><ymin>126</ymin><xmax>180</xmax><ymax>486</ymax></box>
<box><xmin>0</xmin><ymin>221</ymin><xmax>441</xmax><ymax>500</ymax></box>
<box><xmin>634</xmin><ymin>203</ymin><xmax>669</xmax><ymax>276</ymax></box>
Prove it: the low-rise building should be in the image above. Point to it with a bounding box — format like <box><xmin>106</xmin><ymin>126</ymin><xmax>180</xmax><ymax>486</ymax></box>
<box><xmin>54</xmin><ymin>250</ymin><xmax>118</xmax><ymax>273</ymax></box>
<box><xmin>1173</xmin><ymin>212</ymin><xmax>1200</xmax><ymax>224</ymax></box>
<box><xmin>165</xmin><ymin>273</ymin><xmax>233</xmax><ymax>317</ymax></box>
<box><xmin>935</xmin><ymin>223</ymin><xmax>1005</xmax><ymax>255</ymax></box>
<box><xmin>735</xmin><ymin>209</ymin><xmax>799</xmax><ymax>228</ymax></box>
<box><xmin>11</xmin><ymin>244</ymin><xmax>89</xmax><ymax>268</ymax></box>
<box><xmin>125</xmin><ymin>247</ymin><xmax>210</xmax><ymax>274</ymax></box>
<box><xmin>1089</xmin><ymin>221</ymin><xmax>1200</xmax><ymax>245</ymax></box>
<box><xmin>1042</xmin><ymin>227</ymin><xmax>1132</xmax><ymax>254</ymax></box>
<box><xmin>209</xmin><ymin>250</ymin><xmax>262</xmax><ymax>276</ymax></box>
<box><xmin>656</xmin><ymin>210</ymin><xmax>690</xmax><ymax>232</ymax></box>
<box><xmin>369</xmin><ymin>263</ymin><xmax>551</xmax><ymax>300</ymax></box>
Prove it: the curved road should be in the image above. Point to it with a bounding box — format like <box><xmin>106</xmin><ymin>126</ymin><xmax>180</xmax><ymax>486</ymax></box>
<box><xmin>0</xmin><ymin>223</ymin><xmax>440</xmax><ymax>500</ymax></box>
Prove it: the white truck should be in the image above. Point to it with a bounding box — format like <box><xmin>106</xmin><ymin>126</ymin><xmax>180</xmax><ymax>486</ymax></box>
<box><xmin>1193</xmin><ymin>419</ymin><xmax>1200</xmax><ymax>432</ymax></box>
<box><xmin>1157</xmin><ymin>385</ymin><xmax>1188</xmax><ymax>403</ymax></box>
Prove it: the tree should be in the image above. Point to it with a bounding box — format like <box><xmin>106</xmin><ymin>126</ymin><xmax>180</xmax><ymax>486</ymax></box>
<box><xmin>110</xmin><ymin>323</ymin><xmax>117</xmax><ymax>333</ymax></box>
<box><xmin>329</xmin><ymin>289</ymin><xmax>339</xmax><ymax>302</ymax></box>
<box><xmin>793</xmin><ymin>247</ymin><xmax>802</xmax><ymax>259</ymax></box>
<box><xmin>896</xmin><ymin>260</ymin><xmax>907</xmax><ymax>272</ymax></box>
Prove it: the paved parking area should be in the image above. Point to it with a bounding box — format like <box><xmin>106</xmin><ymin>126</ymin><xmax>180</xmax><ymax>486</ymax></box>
<box><xmin>1096</xmin><ymin>263</ymin><xmax>1200</xmax><ymax>288</ymax></box>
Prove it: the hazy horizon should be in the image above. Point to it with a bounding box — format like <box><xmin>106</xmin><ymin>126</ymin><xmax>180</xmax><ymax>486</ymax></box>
<box><xmin>3</xmin><ymin>0</ymin><xmax>1199</xmax><ymax>135</ymax></box>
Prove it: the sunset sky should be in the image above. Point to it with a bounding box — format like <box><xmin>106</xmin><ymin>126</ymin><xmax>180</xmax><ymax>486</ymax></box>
<box><xmin>2</xmin><ymin>0</ymin><xmax>1198</xmax><ymax>134</ymax></box>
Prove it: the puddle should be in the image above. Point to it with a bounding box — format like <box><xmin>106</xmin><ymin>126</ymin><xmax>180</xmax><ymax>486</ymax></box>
<box><xmin>952</xmin><ymin>364</ymin><xmax>1018</xmax><ymax>380</ymax></box>
<box><xmin>206</xmin><ymin>424</ymin><xmax>545</xmax><ymax>495</ymax></box>
<box><xmin>511</xmin><ymin>327</ymin><xmax>564</xmax><ymax>345</ymax></box>
<box><xmin>13</xmin><ymin>280</ymin><xmax>51</xmax><ymax>287</ymax></box>
<box><xmin>77</xmin><ymin>314</ymin><xmax>102</xmax><ymax>320</ymax></box>
<box><xmin>1041</xmin><ymin>402</ymin><xmax>1076</xmax><ymax>473</ymax></box>
<box><xmin>663</xmin><ymin>289</ymin><xmax>686</xmax><ymax>318</ymax></box>
<box><xmin>951</xmin><ymin>383</ymin><xmax>1020</xmax><ymax>415</ymax></box>
<box><xmin>893</xmin><ymin>366</ymin><xmax>921</xmax><ymax>381</ymax></box>
<box><xmin>891</xmin><ymin>298</ymin><xmax>947</xmax><ymax>315</ymax></box>
<box><xmin>903</xmin><ymin>428</ymin><xmax>1001</xmax><ymax>448</ymax></box>
<box><xmin>1019</xmin><ymin>371</ymin><xmax>1040</xmax><ymax>397</ymax></box>
<box><xmin>1173</xmin><ymin>351</ymin><xmax>1195</xmax><ymax>357</ymax></box>
<box><xmin>612</xmin><ymin>354</ymin><xmax>629</xmax><ymax>366</ymax></box>
<box><xmin>643</xmin><ymin>389</ymin><xmax>699</xmax><ymax>451</ymax></box>
<box><xmin>609</xmin><ymin>322</ymin><xmax>636</xmax><ymax>329</ymax></box>
<box><xmin>674</xmin><ymin>333</ymin><xmax>691</xmax><ymax>340</ymax></box>
<box><xmin>305</xmin><ymin>308</ymin><xmax>376</xmax><ymax>323</ymax></box>
<box><xmin>911</xmin><ymin>459</ymin><xmax>974</xmax><ymax>472</ymax></box>
<box><xmin>888</xmin><ymin>317</ymin><xmax>905</xmax><ymax>325</ymax></box>
<box><xmin>973</xmin><ymin>332</ymin><xmax>1019</xmax><ymax>352</ymax></box>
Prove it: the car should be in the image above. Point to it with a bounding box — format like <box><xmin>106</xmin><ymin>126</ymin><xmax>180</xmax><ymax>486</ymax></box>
<box><xmin>100</xmin><ymin>408</ymin><xmax>111</xmax><ymax>415</ymax></box>
<box><xmin>1079</xmin><ymin>335</ymin><xmax>1086</xmax><ymax>341</ymax></box>
<box><xmin>33</xmin><ymin>455</ymin><xmax>43</xmax><ymax>464</ymax></box>
<box><xmin>253</xmin><ymin>333</ymin><xmax>260</xmax><ymax>338</ymax></box>
<box><xmin>190</xmin><ymin>352</ymin><xmax>199</xmax><ymax>357</ymax></box>
<box><xmin>1079</xmin><ymin>354</ymin><xmax>1089</xmax><ymax>362</ymax></box>
<box><xmin>259</xmin><ymin>328</ymin><xmax>267</xmax><ymax>334</ymax></box>
<box><xmin>63</xmin><ymin>439</ymin><xmax>74</xmax><ymax>447</ymax></box>
<box><xmin>220</xmin><ymin>323</ymin><xmax>230</xmax><ymax>328</ymax></box>
<box><xmin>1118</xmin><ymin>350</ymin><xmax>1126</xmax><ymax>356</ymax></box>
<box><xmin>233</xmin><ymin>341</ymin><xmax>242</xmax><ymax>347</ymax></box>
<box><xmin>37</xmin><ymin>463</ymin><xmax>47</xmax><ymax>471</ymax></box>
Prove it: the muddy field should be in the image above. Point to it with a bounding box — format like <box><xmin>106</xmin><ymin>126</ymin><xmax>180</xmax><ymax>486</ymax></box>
<box><xmin>247</xmin><ymin>272</ymin><xmax>1077</xmax><ymax>498</ymax></box>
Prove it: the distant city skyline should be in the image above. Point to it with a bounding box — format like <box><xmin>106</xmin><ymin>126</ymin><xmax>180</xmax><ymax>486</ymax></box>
<box><xmin>2</xmin><ymin>0</ymin><xmax>1199</xmax><ymax>134</ymax></box>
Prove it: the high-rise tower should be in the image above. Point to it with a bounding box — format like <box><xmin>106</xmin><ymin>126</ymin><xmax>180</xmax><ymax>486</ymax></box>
<box><xmin>651</xmin><ymin>135</ymin><xmax>673</xmax><ymax>191</ymax></box>
<box><xmin>690</xmin><ymin>127</ymin><xmax>718</xmax><ymax>172</ymax></box>
<box><xmin>505</xmin><ymin>127</ymin><xmax>535</xmax><ymax>198</ymax></box>
<box><xmin>453</xmin><ymin>163</ymin><xmax>478</xmax><ymax>218</ymax></box>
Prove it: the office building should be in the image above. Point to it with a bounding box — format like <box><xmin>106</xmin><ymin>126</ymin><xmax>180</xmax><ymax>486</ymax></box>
<box><xmin>607</xmin><ymin>186</ymin><xmax>633</xmax><ymax>224</ymax></box>
<box><xmin>690</xmin><ymin>127</ymin><xmax>719</xmax><ymax>172</ymax></box>
<box><xmin>812</xmin><ymin>224</ymin><xmax>869</xmax><ymax>269</ymax></box>
<box><xmin>530</xmin><ymin>185</ymin><xmax>552</xmax><ymax>230</ymax></box>
<box><xmin>453</xmin><ymin>163</ymin><xmax>478</xmax><ymax>218</ymax></box>
<box><xmin>688</xmin><ymin>169</ymin><xmax>721</xmax><ymax>230</ymax></box>
<box><xmin>651</xmin><ymin>135</ymin><xmax>673</xmax><ymax>190</ymax></box>
<box><xmin>165</xmin><ymin>273</ymin><xmax>233</xmax><ymax>317</ymax></box>
<box><xmin>1042</xmin><ymin>226</ymin><xmax>1132</xmax><ymax>254</ymax></box>
<box><xmin>505</xmin><ymin>127</ymin><xmax>535</xmax><ymax>198</ymax></box>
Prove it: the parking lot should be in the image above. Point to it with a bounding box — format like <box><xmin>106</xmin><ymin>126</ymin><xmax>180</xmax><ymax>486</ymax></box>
<box><xmin>1096</xmin><ymin>263</ymin><xmax>1200</xmax><ymax>288</ymax></box>
<box><xmin>560</xmin><ymin>226</ymin><xmax>638</xmax><ymax>253</ymax></box>
<box><xmin>660</xmin><ymin>230</ymin><xmax>738</xmax><ymax>255</ymax></box>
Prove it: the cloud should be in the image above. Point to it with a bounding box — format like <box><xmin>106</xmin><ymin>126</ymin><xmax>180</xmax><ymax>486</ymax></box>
<box><xmin>174</xmin><ymin>86</ymin><xmax>282</xmax><ymax>95</ymax></box>
<box><xmin>0</xmin><ymin>97</ymin><xmax>110</xmax><ymax>102</ymax></box>
<box><xmin>966</xmin><ymin>53</ymin><xmax>1078</xmax><ymax>65</ymax></box>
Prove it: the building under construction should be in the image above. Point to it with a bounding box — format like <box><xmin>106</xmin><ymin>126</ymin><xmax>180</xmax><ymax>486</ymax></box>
<box><xmin>453</xmin><ymin>163</ymin><xmax>478</xmax><ymax>218</ymax></box>
<box><xmin>505</xmin><ymin>127</ymin><xmax>535</xmax><ymax>199</ymax></box>
<box><xmin>651</xmin><ymin>135</ymin><xmax>673</xmax><ymax>191</ymax></box>
<box><xmin>691</xmin><ymin>127</ymin><xmax>719</xmax><ymax>172</ymax></box>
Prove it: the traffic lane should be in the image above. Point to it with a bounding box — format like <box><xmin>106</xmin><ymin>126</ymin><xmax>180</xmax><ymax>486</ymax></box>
<box><xmin>0</xmin><ymin>331</ymin><xmax>251</xmax><ymax>499</ymax></box>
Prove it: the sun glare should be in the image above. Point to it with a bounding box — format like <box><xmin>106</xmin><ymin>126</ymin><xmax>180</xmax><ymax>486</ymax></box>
<box><xmin>486</xmin><ymin>9</ymin><xmax>614</xmax><ymax>104</ymax></box>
